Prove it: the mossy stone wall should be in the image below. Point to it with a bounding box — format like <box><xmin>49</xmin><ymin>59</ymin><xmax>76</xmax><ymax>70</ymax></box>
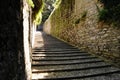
<box><xmin>44</xmin><ymin>0</ymin><xmax>120</xmax><ymax>67</ymax></box>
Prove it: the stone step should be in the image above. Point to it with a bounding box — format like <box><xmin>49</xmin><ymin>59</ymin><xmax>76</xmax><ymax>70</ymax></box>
<box><xmin>33</xmin><ymin>50</ymin><xmax>80</xmax><ymax>53</ymax></box>
<box><xmin>34</xmin><ymin>43</ymin><xmax>73</xmax><ymax>45</ymax></box>
<box><xmin>32</xmin><ymin>56</ymin><xmax>97</xmax><ymax>61</ymax></box>
<box><xmin>33</xmin><ymin>51</ymin><xmax>86</xmax><ymax>54</ymax></box>
<box><xmin>32</xmin><ymin>61</ymin><xmax>109</xmax><ymax>70</ymax></box>
<box><xmin>32</xmin><ymin>59</ymin><xmax>103</xmax><ymax>66</ymax></box>
<box><xmin>32</xmin><ymin>55</ymin><xmax>96</xmax><ymax>60</ymax></box>
<box><xmin>32</xmin><ymin>53</ymin><xmax>90</xmax><ymax>57</ymax></box>
<box><xmin>32</xmin><ymin>32</ymin><xmax>120</xmax><ymax>80</ymax></box>
<box><xmin>32</xmin><ymin>67</ymin><xmax>120</xmax><ymax>80</ymax></box>
<box><xmin>33</xmin><ymin>58</ymin><xmax>101</xmax><ymax>63</ymax></box>
<box><xmin>32</xmin><ymin>64</ymin><xmax>111</xmax><ymax>73</ymax></box>
<box><xmin>33</xmin><ymin>47</ymin><xmax>77</xmax><ymax>49</ymax></box>
<box><xmin>33</xmin><ymin>49</ymin><xmax>81</xmax><ymax>52</ymax></box>
<box><xmin>32</xmin><ymin>51</ymin><xmax>87</xmax><ymax>54</ymax></box>
<box><xmin>34</xmin><ymin>48</ymin><xmax>79</xmax><ymax>50</ymax></box>
<box><xmin>35</xmin><ymin>41</ymin><xmax>63</xmax><ymax>44</ymax></box>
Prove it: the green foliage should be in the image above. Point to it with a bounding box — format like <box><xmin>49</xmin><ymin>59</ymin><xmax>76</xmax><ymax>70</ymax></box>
<box><xmin>34</xmin><ymin>10</ymin><xmax>43</xmax><ymax>25</ymax></box>
<box><xmin>53</xmin><ymin>0</ymin><xmax>61</xmax><ymax>9</ymax></box>
<box><xmin>42</xmin><ymin>0</ymin><xmax>55</xmax><ymax>23</ymax></box>
<box><xmin>26</xmin><ymin>0</ymin><xmax>44</xmax><ymax>25</ymax></box>
<box><xmin>27</xmin><ymin>0</ymin><xmax>61</xmax><ymax>25</ymax></box>
<box><xmin>98</xmin><ymin>9</ymin><xmax>108</xmax><ymax>21</ymax></box>
<box><xmin>41</xmin><ymin>0</ymin><xmax>61</xmax><ymax>23</ymax></box>
<box><xmin>98</xmin><ymin>0</ymin><xmax>120</xmax><ymax>8</ymax></box>
<box><xmin>32</xmin><ymin>0</ymin><xmax>44</xmax><ymax>25</ymax></box>
<box><xmin>27</xmin><ymin>0</ymin><xmax>34</xmax><ymax>8</ymax></box>
<box><xmin>98</xmin><ymin>0</ymin><xmax>120</xmax><ymax>27</ymax></box>
<box><xmin>35</xmin><ymin>4</ymin><xmax>44</xmax><ymax>25</ymax></box>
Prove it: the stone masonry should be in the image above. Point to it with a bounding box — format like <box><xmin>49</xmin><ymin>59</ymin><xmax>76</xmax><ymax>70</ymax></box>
<box><xmin>44</xmin><ymin>0</ymin><xmax>120</xmax><ymax>67</ymax></box>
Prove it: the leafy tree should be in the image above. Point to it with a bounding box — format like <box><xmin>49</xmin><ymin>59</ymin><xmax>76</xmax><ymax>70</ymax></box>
<box><xmin>41</xmin><ymin>0</ymin><xmax>56</xmax><ymax>23</ymax></box>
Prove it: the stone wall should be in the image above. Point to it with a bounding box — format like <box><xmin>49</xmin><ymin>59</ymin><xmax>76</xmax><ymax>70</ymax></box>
<box><xmin>0</xmin><ymin>0</ymin><xmax>32</xmax><ymax>79</ymax></box>
<box><xmin>23</xmin><ymin>0</ymin><xmax>32</xmax><ymax>79</ymax></box>
<box><xmin>43</xmin><ymin>19</ymin><xmax>51</xmax><ymax>34</ymax></box>
<box><xmin>44</xmin><ymin>0</ymin><xmax>120</xmax><ymax>67</ymax></box>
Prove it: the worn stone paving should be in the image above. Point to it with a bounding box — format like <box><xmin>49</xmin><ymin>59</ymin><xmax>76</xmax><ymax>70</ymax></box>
<box><xmin>32</xmin><ymin>31</ymin><xmax>120</xmax><ymax>80</ymax></box>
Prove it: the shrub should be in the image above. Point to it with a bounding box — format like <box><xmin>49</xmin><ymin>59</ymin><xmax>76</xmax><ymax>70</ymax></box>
<box><xmin>98</xmin><ymin>9</ymin><xmax>108</xmax><ymax>21</ymax></box>
<box><xmin>98</xmin><ymin>0</ymin><xmax>120</xmax><ymax>28</ymax></box>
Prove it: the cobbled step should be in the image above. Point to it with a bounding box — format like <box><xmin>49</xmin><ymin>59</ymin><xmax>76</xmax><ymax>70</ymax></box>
<box><xmin>36</xmin><ymin>47</ymin><xmax>77</xmax><ymax>49</ymax></box>
<box><xmin>32</xmin><ymin>32</ymin><xmax>120</xmax><ymax>80</ymax></box>
<box><xmin>32</xmin><ymin>51</ymin><xmax>87</xmax><ymax>54</ymax></box>
<box><xmin>32</xmin><ymin>65</ymin><xmax>111</xmax><ymax>73</ymax></box>
<box><xmin>32</xmin><ymin>67</ymin><xmax>120</xmax><ymax>80</ymax></box>
<box><xmin>33</xmin><ymin>54</ymin><xmax>90</xmax><ymax>58</ymax></box>
<box><xmin>32</xmin><ymin>53</ymin><xmax>90</xmax><ymax>57</ymax></box>
<box><xmin>32</xmin><ymin>55</ymin><xmax>97</xmax><ymax>60</ymax></box>
<box><xmin>33</xmin><ymin>58</ymin><xmax>101</xmax><ymax>64</ymax></box>
<box><xmin>33</xmin><ymin>48</ymin><xmax>80</xmax><ymax>51</ymax></box>
<box><xmin>32</xmin><ymin>60</ymin><xmax>103</xmax><ymax>66</ymax></box>
<box><xmin>33</xmin><ymin>49</ymin><xmax>81</xmax><ymax>52</ymax></box>
<box><xmin>32</xmin><ymin>56</ymin><xmax>97</xmax><ymax>61</ymax></box>
<box><xmin>33</xmin><ymin>51</ymin><xmax>84</xmax><ymax>53</ymax></box>
<box><xmin>32</xmin><ymin>62</ymin><xmax>110</xmax><ymax>70</ymax></box>
<box><xmin>33</xmin><ymin>58</ymin><xmax>100</xmax><ymax>63</ymax></box>
<box><xmin>35</xmin><ymin>43</ymin><xmax>74</xmax><ymax>45</ymax></box>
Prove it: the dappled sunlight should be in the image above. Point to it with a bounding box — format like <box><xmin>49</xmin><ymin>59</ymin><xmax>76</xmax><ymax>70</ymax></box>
<box><xmin>33</xmin><ymin>53</ymin><xmax>46</xmax><ymax>57</ymax></box>
<box><xmin>32</xmin><ymin>31</ymin><xmax>47</xmax><ymax>57</ymax></box>
<box><xmin>36</xmin><ymin>56</ymin><xmax>46</xmax><ymax>60</ymax></box>
<box><xmin>33</xmin><ymin>31</ymin><xmax>44</xmax><ymax>48</ymax></box>
<box><xmin>32</xmin><ymin>31</ymin><xmax>49</xmax><ymax>79</ymax></box>
<box><xmin>32</xmin><ymin>72</ymin><xmax>49</xmax><ymax>79</ymax></box>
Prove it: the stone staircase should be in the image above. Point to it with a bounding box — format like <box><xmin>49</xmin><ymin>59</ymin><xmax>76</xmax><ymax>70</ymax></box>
<box><xmin>32</xmin><ymin>31</ymin><xmax>120</xmax><ymax>80</ymax></box>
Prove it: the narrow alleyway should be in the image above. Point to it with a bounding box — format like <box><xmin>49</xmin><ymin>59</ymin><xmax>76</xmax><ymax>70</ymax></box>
<box><xmin>32</xmin><ymin>31</ymin><xmax>120</xmax><ymax>80</ymax></box>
